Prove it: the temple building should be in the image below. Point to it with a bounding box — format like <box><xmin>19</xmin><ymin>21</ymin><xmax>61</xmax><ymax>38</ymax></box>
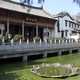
<box><xmin>0</xmin><ymin>0</ymin><xmax>57</xmax><ymax>42</ymax></box>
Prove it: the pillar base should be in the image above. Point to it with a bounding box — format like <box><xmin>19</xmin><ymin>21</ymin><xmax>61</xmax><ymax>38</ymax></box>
<box><xmin>69</xmin><ymin>50</ymin><xmax>72</xmax><ymax>54</ymax></box>
<box><xmin>58</xmin><ymin>51</ymin><xmax>62</xmax><ymax>56</ymax></box>
<box><xmin>22</xmin><ymin>55</ymin><xmax>28</xmax><ymax>63</ymax></box>
<box><xmin>43</xmin><ymin>52</ymin><xmax>47</xmax><ymax>58</ymax></box>
<box><xmin>78</xmin><ymin>49</ymin><xmax>80</xmax><ymax>53</ymax></box>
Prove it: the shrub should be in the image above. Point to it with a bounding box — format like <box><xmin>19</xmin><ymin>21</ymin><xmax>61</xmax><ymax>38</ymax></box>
<box><xmin>13</xmin><ymin>34</ymin><xmax>22</xmax><ymax>42</ymax></box>
<box><xmin>4</xmin><ymin>34</ymin><xmax>12</xmax><ymax>43</ymax></box>
<box><xmin>33</xmin><ymin>36</ymin><xmax>41</xmax><ymax>43</ymax></box>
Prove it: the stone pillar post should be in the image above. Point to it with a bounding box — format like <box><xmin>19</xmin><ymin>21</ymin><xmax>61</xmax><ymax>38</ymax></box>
<box><xmin>22</xmin><ymin>21</ymin><xmax>24</xmax><ymax>40</ymax></box>
<box><xmin>7</xmin><ymin>19</ymin><xmax>9</xmax><ymax>34</ymax></box>
<box><xmin>66</xmin><ymin>39</ymin><xmax>68</xmax><ymax>43</ymax></box>
<box><xmin>43</xmin><ymin>52</ymin><xmax>47</xmax><ymax>58</ymax></box>
<box><xmin>2</xmin><ymin>36</ymin><xmax>5</xmax><ymax>44</ymax></box>
<box><xmin>44</xmin><ymin>39</ymin><xmax>47</xmax><ymax>44</ymax></box>
<box><xmin>58</xmin><ymin>39</ymin><xmax>61</xmax><ymax>44</ymax></box>
<box><xmin>0</xmin><ymin>24</ymin><xmax>5</xmax><ymax>36</ymax></box>
<box><xmin>50</xmin><ymin>40</ymin><xmax>52</xmax><ymax>44</ymax></box>
<box><xmin>69</xmin><ymin>50</ymin><xmax>72</xmax><ymax>54</ymax></box>
<box><xmin>62</xmin><ymin>39</ymin><xmax>64</xmax><ymax>44</ymax></box>
<box><xmin>36</xmin><ymin>24</ymin><xmax>38</xmax><ymax>37</ymax></box>
<box><xmin>72</xmin><ymin>39</ymin><xmax>73</xmax><ymax>43</ymax></box>
<box><xmin>27</xmin><ymin>39</ymin><xmax>29</xmax><ymax>44</ymax></box>
<box><xmin>22</xmin><ymin>55</ymin><xmax>28</xmax><ymax>63</ymax></box>
<box><xmin>78</xmin><ymin>49</ymin><xmax>80</xmax><ymax>53</ymax></box>
<box><xmin>11</xmin><ymin>39</ymin><xmax>14</xmax><ymax>45</ymax></box>
<box><xmin>33</xmin><ymin>39</ymin><xmax>36</xmax><ymax>44</ymax></box>
<box><xmin>39</xmin><ymin>39</ymin><xmax>42</xmax><ymax>45</ymax></box>
<box><xmin>69</xmin><ymin>39</ymin><xmax>71</xmax><ymax>43</ymax></box>
<box><xmin>54</xmin><ymin>39</ymin><xmax>56</xmax><ymax>44</ymax></box>
<box><xmin>19</xmin><ymin>39</ymin><xmax>22</xmax><ymax>45</ymax></box>
<box><xmin>58</xmin><ymin>51</ymin><xmax>62</xmax><ymax>56</ymax></box>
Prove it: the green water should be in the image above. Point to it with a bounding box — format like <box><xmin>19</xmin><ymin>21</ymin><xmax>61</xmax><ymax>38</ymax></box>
<box><xmin>0</xmin><ymin>53</ymin><xmax>80</xmax><ymax>80</ymax></box>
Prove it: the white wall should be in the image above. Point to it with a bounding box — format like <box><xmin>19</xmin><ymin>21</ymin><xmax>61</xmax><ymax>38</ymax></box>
<box><xmin>43</xmin><ymin>22</ymin><xmax>59</xmax><ymax>39</ymax></box>
<box><xmin>59</xmin><ymin>16</ymin><xmax>70</xmax><ymax>31</ymax></box>
<box><xmin>54</xmin><ymin>21</ymin><xmax>61</xmax><ymax>38</ymax></box>
<box><xmin>48</xmin><ymin>21</ymin><xmax>61</xmax><ymax>38</ymax></box>
<box><xmin>54</xmin><ymin>15</ymin><xmax>80</xmax><ymax>39</ymax></box>
<box><xmin>43</xmin><ymin>15</ymin><xmax>80</xmax><ymax>39</ymax></box>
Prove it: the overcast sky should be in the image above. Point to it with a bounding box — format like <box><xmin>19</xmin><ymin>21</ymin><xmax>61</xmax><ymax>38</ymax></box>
<box><xmin>12</xmin><ymin>0</ymin><xmax>80</xmax><ymax>15</ymax></box>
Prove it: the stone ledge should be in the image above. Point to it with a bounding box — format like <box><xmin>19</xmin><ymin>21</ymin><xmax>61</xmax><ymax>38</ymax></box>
<box><xmin>31</xmin><ymin>63</ymin><xmax>80</xmax><ymax>78</ymax></box>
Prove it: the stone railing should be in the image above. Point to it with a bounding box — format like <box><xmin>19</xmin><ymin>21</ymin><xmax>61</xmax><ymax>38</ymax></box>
<box><xmin>0</xmin><ymin>38</ymin><xmax>79</xmax><ymax>53</ymax></box>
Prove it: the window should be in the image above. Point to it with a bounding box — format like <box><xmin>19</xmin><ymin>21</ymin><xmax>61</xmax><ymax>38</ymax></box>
<box><xmin>76</xmin><ymin>24</ymin><xmax>78</xmax><ymax>28</ymax></box>
<box><xmin>73</xmin><ymin>23</ymin><xmax>75</xmax><ymax>28</ymax></box>
<box><xmin>78</xmin><ymin>25</ymin><xmax>79</xmax><ymax>28</ymax></box>
<box><xmin>69</xmin><ymin>21</ymin><xmax>71</xmax><ymax>27</ymax></box>
<box><xmin>72</xmin><ymin>23</ymin><xmax>73</xmax><ymax>28</ymax></box>
<box><xmin>65</xmin><ymin>20</ymin><xmax>67</xmax><ymax>27</ymax></box>
<box><xmin>75</xmin><ymin>24</ymin><xmax>76</xmax><ymax>28</ymax></box>
<box><xmin>65</xmin><ymin>30</ymin><xmax>68</xmax><ymax>37</ymax></box>
<box><xmin>57</xmin><ymin>21</ymin><xmax>60</xmax><ymax>32</ymax></box>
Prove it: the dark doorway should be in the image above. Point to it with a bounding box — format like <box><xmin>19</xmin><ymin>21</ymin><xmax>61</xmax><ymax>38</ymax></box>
<box><xmin>61</xmin><ymin>31</ymin><xmax>64</xmax><ymax>38</ymax></box>
<box><xmin>24</xmin><ymin>26</ymin><xmax>43</xmax><ymax>41</ymax></box>
<box><xmin>9</xmin><ymin>23</ymin><xmax>22</xmax><ymax>36</ymax></box>
<box><xmin>38</xmin><ymin>27</ymin><xmax>43</xmax><ymax>40</ymax></box>
<box><xmin>9</xmin><ymin>23</ymin><xmax>44</xmax><ymax>41</ymax></box>
<box><xmin>24</xmin><ymin>26</ymin><xmax>36</xmax><ymax>41</ymax></box>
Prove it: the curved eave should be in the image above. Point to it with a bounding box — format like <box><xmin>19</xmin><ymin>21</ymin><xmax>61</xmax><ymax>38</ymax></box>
<box><xmin>0</xmin><ymin>0</ymin><xmax>56</xmax><ymax>21</ymax></box>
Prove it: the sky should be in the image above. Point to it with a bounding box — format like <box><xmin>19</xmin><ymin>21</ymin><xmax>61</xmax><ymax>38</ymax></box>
<box><xmin>12</xmin><ymin>0</ymin><xmax>80</xmax><ymax>15</ymax></box>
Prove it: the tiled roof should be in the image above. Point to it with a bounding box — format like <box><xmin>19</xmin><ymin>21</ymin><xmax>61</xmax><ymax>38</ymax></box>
<box><xmin>54</xmin><ymin>12</ymin><xmax>74</xmax><ymax>20</ymax></box>
<box><xmin>0</xmin><ymin>0</ymin><xmax>54</xmax><ymax>19</ymax></box>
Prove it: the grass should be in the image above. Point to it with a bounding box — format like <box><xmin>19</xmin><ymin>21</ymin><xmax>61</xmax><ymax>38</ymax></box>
<box><xmin>0</xmin><ymin>53</ymin><xmax>80</xmax><ymax>80</ymax></box>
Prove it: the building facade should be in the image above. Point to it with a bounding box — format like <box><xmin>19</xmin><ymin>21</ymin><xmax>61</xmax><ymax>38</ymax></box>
<box><xmin>0</xmin><ymin>0</ymin><xmax>57</xmax><ymax>42</ymax></box>
<box><xmin>54</xmin><ymin>12</ymin><xmax>80</xmax><ymax>39</ymax></box>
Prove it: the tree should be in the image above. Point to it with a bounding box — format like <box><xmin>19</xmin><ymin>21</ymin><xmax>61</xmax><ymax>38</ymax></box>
<box><xmin>73</xmin><ymin>0</ymin><xmax>80</xmax><ymax>6</ymax></box>
<box><xmin>20</xmin><ymin>0</ymin><xmax>45</xmax><ymax>7</ymax></box>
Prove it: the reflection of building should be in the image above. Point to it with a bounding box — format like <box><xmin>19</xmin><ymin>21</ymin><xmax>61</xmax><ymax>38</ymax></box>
<box><xmin>54</xmin><ymin>12</ymin><xmax>80</xmax><ymax>39</ymax></box>
<box><xmin>0</xmin><ymin>0</ymin><xmax>57</xmax><ymax>41</ymax></box>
